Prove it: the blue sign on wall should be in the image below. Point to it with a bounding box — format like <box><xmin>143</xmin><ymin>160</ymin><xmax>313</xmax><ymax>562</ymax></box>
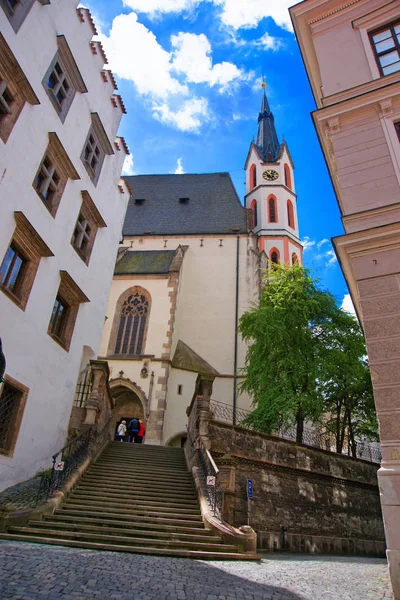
<box><xmin>247</xmin><ymin>479</ymin><xmax>253</xmax><ymax>498</ymax></box>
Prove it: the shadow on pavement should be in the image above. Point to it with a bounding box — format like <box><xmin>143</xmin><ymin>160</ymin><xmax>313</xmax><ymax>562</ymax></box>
<box><xmin>0</xmin><ymin>541</ymin><xmax>304</xmax><ymax>600</ymax></box>
<box><xmin>261</xmin><ymin>552</ymin><xmax>388</xmax><ymax>565</ymax></box>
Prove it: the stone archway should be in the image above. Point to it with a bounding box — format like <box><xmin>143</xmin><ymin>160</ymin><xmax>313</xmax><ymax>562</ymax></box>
<box><xmin>109</xmin><ymin>377</ymin><xmax>148</xmax><ymax>440</ymax></box>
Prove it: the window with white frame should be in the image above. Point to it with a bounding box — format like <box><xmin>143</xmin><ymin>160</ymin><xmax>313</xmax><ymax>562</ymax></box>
<box><xmin>34</xmin><ymin>156</ymin><xmax>60</xmax><ymax>213</ymax></box>
<box><xmin>370</xmin><ymin>21</ymin><xmax>400</xmax><ymax>76</ymax></box>
<box><xmin>43</xmin><ymin>55</ymin><xmax>75</xmax><ymax>122</ymax></box>
<box><xmin>71</xmin><ymin>191</ymin><xmax>106</xmax><ymax>264</ymax></box>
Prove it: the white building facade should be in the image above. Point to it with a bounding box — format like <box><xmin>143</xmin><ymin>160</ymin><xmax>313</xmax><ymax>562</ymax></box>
<box><xmin>99</xmin><ymin>93</ymin><xmax>303</xmax><ymax>446</ymax></box>
<box><xmin>0</xmin><ymin>0</ymin><xmax>129</xmax><ymax>491</ymax></box>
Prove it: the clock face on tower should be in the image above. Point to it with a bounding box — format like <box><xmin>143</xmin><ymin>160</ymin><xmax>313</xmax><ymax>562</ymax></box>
<box><xmin>263</xmin><ymin>169</ymin><xmax>279</xmax><ymax>181</ymax></box>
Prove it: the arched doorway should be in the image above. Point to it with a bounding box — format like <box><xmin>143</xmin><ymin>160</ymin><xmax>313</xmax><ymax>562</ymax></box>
<box><xmin>165</xmin><ymin>432</ymin><xmax>187</xmax><ymax>448</ymax></box>
<box><xmin>110</xmin><ymin>377</ymin><xmax>147</xmax><ymax>442</ymax></box>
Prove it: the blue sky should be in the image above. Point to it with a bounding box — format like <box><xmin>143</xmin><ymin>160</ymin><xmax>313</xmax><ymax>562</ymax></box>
<box><xmin>84</xmin><ymin>0</ymin><xmax>351</xmax><ymax>310</ymax></box>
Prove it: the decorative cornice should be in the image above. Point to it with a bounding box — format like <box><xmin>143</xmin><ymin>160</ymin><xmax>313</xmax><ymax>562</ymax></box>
<box><xmin>310</xmin><ymin>0</ymin><xmax>361</xmax><ymax>24</ymax></box>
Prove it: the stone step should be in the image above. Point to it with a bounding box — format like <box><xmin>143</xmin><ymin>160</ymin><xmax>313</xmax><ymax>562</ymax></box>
<box><xmin>0</xmin><ymin>534</ymin><xmax>258</xmax><ymax>561</ymax></box>
<box><xmin>69</xmin><ymin>493</ymin><xmax>199</xmax><ymax>509</ymax></box>
<box><xmin>76</xmin><ymin>484</ymin><xmax>197</xmax><ymax>500</ymax></box>
<box><xmin>64</xmin><ymin>499</ymin><xmax>200</xmax><ymax>515</ymax></box>
<box><xmin>62</xmin><ymin>503</ymin><xmax>203</xmax><ymax>521</ymax></box>
<box><xmin>55</xmin><ymin>509</ymin><xmax>206</xmax><ymax>529</ymax></box>
<box><xmin>81</xmin><ymin>474</ymin><xmax>194</xmax><ymax>489</ymax></box>
<box><xmin>96</xmin><ymin>461</ymin><xmax>188</xmax><ymax>471</ymax></box>
<box><xmin>7</xmin><ymin>527</ymin><xmax>238</xmax><ymax>553</ymax></box>
<box><xmin>89</xmin><ymin>464</ymin><xmax>191</xmax><ymax>476</ymax></box>
<box><xmin>29</xmin><ymin>520</ymin><xmax>221</xmax><ymax>543</ymax></box>
<box><xmin>86</xmin><ymin>469</ymin><xmax>193</xmax><ymax>483</ymax></box>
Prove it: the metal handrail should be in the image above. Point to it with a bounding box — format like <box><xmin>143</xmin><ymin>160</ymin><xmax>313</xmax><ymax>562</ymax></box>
<box><xmin>210</xmin><ymin>398</ymin><xmax>382</xmax><ymax>464</ymax></box>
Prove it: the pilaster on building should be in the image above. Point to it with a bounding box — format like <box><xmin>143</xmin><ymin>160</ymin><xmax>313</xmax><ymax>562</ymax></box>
<box><xmin>291</xmin><ymin>0</ymin><xmax>400</xmax><ymax>596</ymax></box>
<box><xmin>0</xmin><ymin>0</ymin><xmax>129</xmax><ymax>491</ymax></box>
<box><xmin>244</xmin><ymin>87</ymin><xmax>303</xmax><ymax>267</ymax></box>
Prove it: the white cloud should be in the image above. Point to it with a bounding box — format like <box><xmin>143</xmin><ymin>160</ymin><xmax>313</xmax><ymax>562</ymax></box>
<box><xmin>317</xmin><ymin>238</ymin><xmax>329</xmax><ymax>249</ymax></box>
<box><xmin>213</xmin><ymin>0</ymin><xmax>293</xmax><ymax>31</ymax></box>
<box><xmin>122</xmin><ymin>0</ymin><xmax>293</xmax><ymax>31</ymax></box>
<box><xmin>99</xmin><ymin>12</ymin><xmax>187</xmax><ymax>99</ymax></box>
<box><xmin>325</xmin><ymin>248</ymin><xmax>337</xmax><ymax>267</ymax></box>
<box><xmin>123</xmin><ymin>0</ymin><xmax>198</xmax><ymax>15</ymax></box>
<box><xmin>152</xmin><ymin>97</ymin><xmax>210</xmax><ymax>132</ymax></box>
<box><xmin>171</xmin><ymin>32</ymin><xmax>244</xmax><ymax>92</ymax></box>
<box><xmin>257</xmin><ymin>32</ymin><xmax>283</xmax><ymax>51</ymax></box>
<box><xmin>173</xmin><ymin>157</ymin><xmax>185</xmax><ymax>174</ymax></box>
<box><xmin>301</xmin><ymin>236</ymin><xmax>316</xmax><ymax>251</ymax></box>
<box><xmin>122</xmin><ymin>154</ymin><xmax>135</xmax><ymax>175</ymax></box>
<box><xmin>341</xmin><ymin>293</ymin><xmax>356</xmax><ymax>317</ymax></box>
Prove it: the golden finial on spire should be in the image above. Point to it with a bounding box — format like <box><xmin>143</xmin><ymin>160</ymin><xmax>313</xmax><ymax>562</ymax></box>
<box><xmin>261</xmin><ymin>74</ymin><xmax>267</xmax><ymax>89</ymax></box>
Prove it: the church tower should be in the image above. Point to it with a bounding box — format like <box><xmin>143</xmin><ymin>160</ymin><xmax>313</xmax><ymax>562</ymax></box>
<box><xmin>245</xmin><ymin>84</ymin><xmax>303</xmax><ymax>267</ymax></box>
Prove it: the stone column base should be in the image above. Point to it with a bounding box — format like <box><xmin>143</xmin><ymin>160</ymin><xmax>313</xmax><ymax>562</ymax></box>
<box><xmin>387</xmin><ymin>549</ymin><xmax>400</xmax><ymax>600</ymax></box>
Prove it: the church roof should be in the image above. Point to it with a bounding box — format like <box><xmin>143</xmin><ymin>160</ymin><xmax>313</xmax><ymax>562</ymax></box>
<box><xmin>172</xmin><ymin>340</ymin><xmax>220</xmax><ymax>376</ymax></box>
<box><xmin>256</xmin><ymin>90</ymin><xmax>281</xmax><ymax>163</ymax></box>
<box><xmin>122</xmin><ymin>173</ymin><xmax>247</xmax><ymax>236</ymax></box>
<box><xmin>115</xmin><ymin>250</ymin><xmax>176</xmax><ymax>275</ymax></box>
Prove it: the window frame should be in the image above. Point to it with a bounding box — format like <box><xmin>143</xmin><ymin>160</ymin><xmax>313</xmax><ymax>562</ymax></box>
<box><xmin>287</xmin><ymin>199</ymin><xmax>295</xmax><ymax>229</ymax></box>
<box><xmin>81</xmin><ymin>129</ymin><xmax>105</xmax><ymax>186</ymax></box>
<box><xmin>268</xmin><ymin>195</ymin><xmax>278</xmax><ymax>223</ymax></box>
<box><xmin>108</xmin><ymin>287</ymin><xmax>151</xmax><ymax>358</ymax></box>
<box><xmin>0</xmin><ymin>375</ymin><xmax>29</xmax><ymax>457</ymax></box>
<box><xmin>33</xmin><ymin>132</ymin><xmax>80</xmax><ymax>217</ymax></box>
<box><xmin>250</xmin><ymin>164</ymin><xmax>257</xmax><ymax>190</ymax></box>
<box><xmin>369</xmin><ymin>20</ymin><xmax>400</xmax><ymax>77</ymax></box>
<box><xmin>0</xmin><ymin>0</ymin><xmax>35</xmax><ymax>33</ymax></box>
<box><xmin>48</xmin><ymin>271</ymin><xmax>89</xmax><ymax>352</ymax></box>
<box><xmin>71</xmin><ymin>191</ymin><xmax>106</xmax><ymax>265</ymax></box>
<box><xmin>43</xmin><ymin>54</ymin><xmax>75</xmax><ymax>123</ymax></box>
<box><xmin>250</xmin><ymin>199</ymin><xmax>258</xmax><ymax>228</ymax></box>
<box><xmin>270</xmin><ymin>247</ymin><xmax>280</xmax><ymax>266</ymax></box>
<box><xmin>0</xmin><ymin>212</ymin><xmax>53</xmax><ymax>311</ymax></box>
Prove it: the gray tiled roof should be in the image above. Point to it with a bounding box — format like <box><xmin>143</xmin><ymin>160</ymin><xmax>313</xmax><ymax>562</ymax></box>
<box><xmin>115</xmin><ymin>250</ymin><xmax>176</xmax><ymax>275</ymax></box>
<box><xmin>122</xmin><ymin>173</ymin><xmax>247</xmax><ymax>236</ymax></box>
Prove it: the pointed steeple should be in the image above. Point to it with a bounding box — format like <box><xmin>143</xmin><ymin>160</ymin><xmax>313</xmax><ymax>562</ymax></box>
<box><xmin>256</xmin><ymin>87</ymin><xmax>281</xmax><ymax>162</ymax></box>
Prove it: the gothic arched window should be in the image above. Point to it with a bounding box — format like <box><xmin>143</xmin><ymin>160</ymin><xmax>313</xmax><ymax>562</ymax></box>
<box><xmin>292</xmin><ymin>253</ymin><xmax>298</xmax><ymax>265</ymax></box>
<box><xmin>268</xmin><ymin>196</ymin><xmax>277</xmax><ymax>223</ymax></box>
<box><xmin>287</xmin><ymin>200</ymin><xmax>294</xmax><ymax>229</ymax></box>
<box><xmin>250</xmin><ymin>164</ymin><xmax>257</xmax><ymax>189</ymax></box>
<box><xmin>250</xmin><ymin>199</ymin><xmax>258</xmax><ymax>228</ymax></box>
<box><xmin>284</xmin><ymin>164</ymin><xmax>292</xmax><ymax>189</ymax></box>
<box><xmin>270</xmin><ymin>248</ymin><xmax>280</xmax><ymax>265</ymax></box>
<box><xmin>114</xmin><ymin>290</ymin><xmax>150</xmax><ymax>355</ymax></box>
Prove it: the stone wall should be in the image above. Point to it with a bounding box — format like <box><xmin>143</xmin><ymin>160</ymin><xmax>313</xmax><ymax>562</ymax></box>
<box><xmin>210</xmin><ymin>422</ymin><xmax>386</xmax><ymax>556</ymax></box>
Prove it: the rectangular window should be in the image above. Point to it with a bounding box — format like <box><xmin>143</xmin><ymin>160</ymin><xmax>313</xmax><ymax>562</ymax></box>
<box><xmin>43</xmin><ymin>54</ymin><xmax>75</xmax><ymax>123</ymax></box>
<box><xmin>370</xmin><ymin>21</ymin><xmax>400</xmax><ymax>76</ymax></box>
<box><xmin>48</xmin><ymin>271</ymin><xmax>89</xmax><ymax>351</ymax></box>
<box><xmin>82</xmin><ymin>131</ymin><xmax>104</xmax><ymax>184</ymax></box>
<box><xmin>0</xmin><ymin>80</ymin><xmax>14</xmax><ymax>116</ymax></box>
<box><xmin>0</xmin><ymin>212</ymin><xmax>53</xmax><ymax>310</ymax></box>
<box><xmin>71</xmin><ymin>191</ymin><xmax>106</xmax><ymax>265</ymax></box>
<box><xmin>32</xmin><ymin>133</ymin><xmax>79</xmax><ymax>217</ymax></box>
<box><xmin>34</xmin><ymin>156</ymin><xmax>60</xmax><ymax>212</ymax></box>
<box><xmin>0</xmin><ymin>244</ymin><xmax>26</xmax><ymax>295</ymax></box>
<box><xmin>0</xmin><ymin>0</ymin><xmax>35</xmax><ymax>32</ymax></box>
<box><xmin>0</xmin><ymin>377</ymin><xmax>28</xmax><ymax>457</ymax></box>
<box><xmin>395</xmin><ymin>122</ymin><xmax>400</xmax><ymax>142</ymax></box>
<box><xmin>49</xmin><ymin>296</ymin><xmax>69</xmax><ymax>341</ymax></box>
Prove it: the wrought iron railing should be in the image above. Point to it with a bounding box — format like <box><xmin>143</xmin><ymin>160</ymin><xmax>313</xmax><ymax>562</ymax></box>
<box><xmin>210</xmin><ymin>399</ymin><xmax>381</xmax><ymax>464</ymax></box>
<box><xmin>35</xmin><ymin>417</ymin><xmax>114</xmax><ymax>507</ymax></box>
<box><xmin>73</xmin><ymin>368</ymin><xmax>92</xmax><ymax>408</ymax></box>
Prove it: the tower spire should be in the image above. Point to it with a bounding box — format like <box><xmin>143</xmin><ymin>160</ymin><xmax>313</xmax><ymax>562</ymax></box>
<box><xmin>256</xmin><ymin>82</ymin><xmax>280</xmax><ymax>162</ymax></box>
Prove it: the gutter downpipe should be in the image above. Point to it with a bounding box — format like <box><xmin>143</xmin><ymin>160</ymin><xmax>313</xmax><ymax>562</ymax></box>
<box><xmin>233</xmin><ymin>236</ymin><xmax>240</xmax><ymax>426</ymax></box>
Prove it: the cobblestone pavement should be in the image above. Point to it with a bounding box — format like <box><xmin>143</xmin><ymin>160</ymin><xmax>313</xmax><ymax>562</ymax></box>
<box><xmin>0</xmin><ymin>541</ymin><xmax>394</xmax><ymax>600</ymax></box>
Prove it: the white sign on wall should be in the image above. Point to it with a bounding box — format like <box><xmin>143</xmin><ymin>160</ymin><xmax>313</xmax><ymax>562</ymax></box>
<box><xmin>54</xmin><ymin>461</ymin><xmax>65</xmax><ymax>471</ymax></box>
<box><xmin>207</xmin><ymin>476</ymin><xmax>216</xmax><ymax>486</ymax></box>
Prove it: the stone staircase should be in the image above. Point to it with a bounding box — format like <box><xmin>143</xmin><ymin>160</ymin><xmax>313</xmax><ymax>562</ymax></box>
<box><xmin>0</xmin><ymin>442</ymin><xmax>254</xmax><ymax>559</ymax></box>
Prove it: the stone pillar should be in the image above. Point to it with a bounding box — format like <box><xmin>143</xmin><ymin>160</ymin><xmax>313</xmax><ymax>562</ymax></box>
<box><xmin>82</xmin><ymin>360</ymin><xmax>112</xmax><ymax>430</ymax></box>
<box><xmin>356</xmin><ymin>270</ymin><xmax>400</xmax><ymax>599</ymax></box>
<box><xmin>216</xmin><ymin>453</ymin><xmax>237</xmax><ymax>525</ymax></box>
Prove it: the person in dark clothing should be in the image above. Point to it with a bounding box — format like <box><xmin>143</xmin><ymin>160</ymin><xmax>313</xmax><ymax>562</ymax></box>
<box><xmin>128</xmin><ymin>417</ymin><xmax>140</xmax><ymax>443</ymax></box>
<box><xmin>135</xmin><ymin>419</ymin><xmax>146</xmax><ymax>444</ymax></box>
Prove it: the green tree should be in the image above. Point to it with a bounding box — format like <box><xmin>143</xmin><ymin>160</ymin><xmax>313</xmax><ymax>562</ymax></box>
<box><xmin>239</xmin><ymin>264</ymin><xmax>378</xmax><ymax>447</ymax></box>
<box><xmin>318</xmin><ymin>309</ymin><xmax>378</xmax><ymax>455</ymax></box>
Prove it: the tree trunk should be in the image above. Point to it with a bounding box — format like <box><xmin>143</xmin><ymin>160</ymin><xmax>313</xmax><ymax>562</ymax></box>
<box><xmin>296</xmin><ymin>405</ymin><xmax>304</xmax><ymax>444</ymax></box>
<box><xmin>348</xmin><ymin>411</ymin><xmax>357</xmax><ymax>458</ymax></box>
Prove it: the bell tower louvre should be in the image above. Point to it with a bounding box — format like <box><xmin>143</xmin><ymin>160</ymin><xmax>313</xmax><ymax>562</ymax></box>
<box><xmin>245</xmin><ymin>83</ymin><xmax>303</xmax><ymax>267</ymax></box>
